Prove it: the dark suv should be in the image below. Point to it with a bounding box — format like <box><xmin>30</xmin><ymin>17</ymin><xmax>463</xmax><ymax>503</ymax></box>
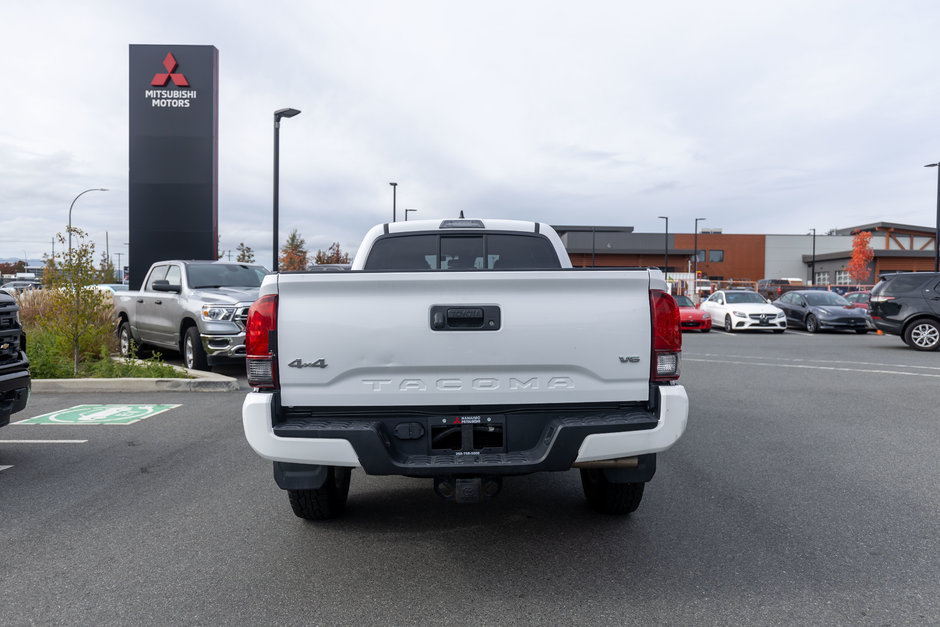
<box><xmin>0</xmin><ymin>291</ymin><xmax>30</xmax><ymax>427</ymax></box>
<box><xmin>869</xmin><ymin>272</ymin><xmax>940</xmax><ymax>351</ymax></box>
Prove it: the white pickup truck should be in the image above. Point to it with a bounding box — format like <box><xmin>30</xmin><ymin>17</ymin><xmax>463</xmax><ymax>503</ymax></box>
<box><xmin>242</xmin><ymin>218</ymin><xmax>688</xmax><ymax>520</ymax></box>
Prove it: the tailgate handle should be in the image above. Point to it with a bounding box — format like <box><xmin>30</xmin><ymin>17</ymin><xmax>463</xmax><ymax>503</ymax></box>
<box><xmin>431</xmin><ymin>305</ymin><xmax>501</xmax><ymax>331</ymax></box>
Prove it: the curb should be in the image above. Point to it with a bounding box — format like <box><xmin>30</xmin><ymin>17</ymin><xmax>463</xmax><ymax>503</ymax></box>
<box><xmin>31</xmin><ymin>367</ymin><xmax>241</xmax><ymax>393</ymax></box>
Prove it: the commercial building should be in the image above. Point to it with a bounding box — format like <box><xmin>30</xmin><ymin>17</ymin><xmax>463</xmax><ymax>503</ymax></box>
<box><xmin>553</xmin><ymin>222</ymin><xmax>938</xmax><ymax>286</ymax></box>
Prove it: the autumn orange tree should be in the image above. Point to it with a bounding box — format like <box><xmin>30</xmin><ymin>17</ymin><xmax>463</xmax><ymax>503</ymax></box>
<box><xmin>847</xmin><ymin>230</ymin><xmax>874</xmax><ymax>284</ymax></box>
<box><xmin>314</xmin><ymin>242</ymin><xmax>351</xmax><ymax>265</ymax></box>
<box><xmin>279</xmin><ymin>229</ymin><xmax>308</xmax><ymax>271</ymax></box>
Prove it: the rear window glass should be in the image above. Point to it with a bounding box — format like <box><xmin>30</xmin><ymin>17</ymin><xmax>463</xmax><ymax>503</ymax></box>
<box><xmin>364</xmin><ymin>233</ymin><xmax>561</xmax><ymax>271</ymax></box>
<box><xmin>874</xmin><ymin>274</ymin><xmax>936</xmax><ymax>295</ymax></box>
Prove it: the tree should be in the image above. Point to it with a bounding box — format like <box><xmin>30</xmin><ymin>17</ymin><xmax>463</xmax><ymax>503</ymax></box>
<box><xmin>280</xmin><ymin>229</ymin><xmax>308</xmax><ymax>271</ymax></box>
<box><xmin>97</xmin><ymin>250</ymin><xmax>116</xmax><ymax>283</ymax></box>
<box><xmin>847</xmin><ymin>230</ymin><xmax>874</xmax><ymax>285</ymax></box>
<box><xmin>41</xmin><ymin>227</ymin><xmax>113</xmax><ymax>375</ymax></box>
<box><xmin>236</xmin><ymin>242</ymin><xmax>255</xmax><ymax>263</ymax></box>
<box><xmin>313</xmin><ymin>242</ymin><xmax>351</xmax><ymax>265</ymax></box>
<box><xmin>0</xmin><ymin>261</ymin><xmax>26</xmax><ymax>275</ymax></box>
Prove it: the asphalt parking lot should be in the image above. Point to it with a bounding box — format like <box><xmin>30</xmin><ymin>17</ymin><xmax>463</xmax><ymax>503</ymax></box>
<box><xmin>1</xmin><ymin>330</ymin><xmax>938</xmax><ymax>625</ymax></box>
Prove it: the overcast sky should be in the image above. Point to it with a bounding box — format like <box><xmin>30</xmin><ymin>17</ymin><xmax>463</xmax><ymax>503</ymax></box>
<box><xmin>3</xmin><ymin>0</ymin><xmax>940</xmax><ymax>268</ymax></box>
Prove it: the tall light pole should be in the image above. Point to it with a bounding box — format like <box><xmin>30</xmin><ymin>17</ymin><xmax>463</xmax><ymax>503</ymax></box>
<box><xmin>389</xmin><ymin>182</ymin><xmax>398</xmax><ymax>222</ymax></box>
<box><xmin>405</xmin><ymin>208</ymin><xmax>417</xmax><ymax>221</ymax></box>
<box><xmin>694</xmin><ymin>217</ymin><xmax>706</xmax><ymax>298</ymax></box>
<box><xmin>658</xmin><ymin>216</ymin><xmax>669</xmax><ymax>274</ymax></box>
<box><xmin>273</xmin><ymin>107</ymin><xmax>301</xmax><ymax>271</ymax></box>
<box><xmin>68</xmin><ymin>188</ymin><xmax>108</xmax><ymax>257</ymax></box>
<box><xmin>924</xmin><ymin>162</ymin><xmax>940</xmax><ymax>271</ymax></box>
<box><xmin>809</xmin><ymin>228</ymin><xmax>816</xmax><ymax>284</ymax></box>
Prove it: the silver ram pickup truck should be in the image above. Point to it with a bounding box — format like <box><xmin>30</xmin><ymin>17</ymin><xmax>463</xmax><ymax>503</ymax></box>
<box><xmin>115</xmin><ymin>260</ymin><xmax>269</xmax><ymax>370</ymax></box>
<box><xmin>243</xmin><ymin>218</ymin><xmax>688</xmax><ymax>520</ymax></box>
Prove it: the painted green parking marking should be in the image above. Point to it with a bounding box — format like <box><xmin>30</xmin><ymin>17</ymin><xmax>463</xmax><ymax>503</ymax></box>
<box><xmin>16</xmin><ymin>404</ymin><xmax>181</xmax><ymax>425</ymax></box>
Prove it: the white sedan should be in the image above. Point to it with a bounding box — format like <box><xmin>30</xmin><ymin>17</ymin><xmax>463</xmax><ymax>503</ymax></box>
<box><xmin>700</xmin><ymin>289</ymin><xmax>786</xmax><ymax>333</ymax></box>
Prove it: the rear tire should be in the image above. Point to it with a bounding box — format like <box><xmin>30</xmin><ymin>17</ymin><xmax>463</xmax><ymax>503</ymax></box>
<box><xmin>904</xmin><ymin>319</ymin><xmax>940</xmax><ymax>351</ymax></box>
<box><xmin>288</xmin><ymin>466</ymin><xmax>352</xmax><ymax>520</ymax></box>
<box><xmin>580</xmin><ymin>469</ymin><xmax>644</xmax><ymax>515</ymax></box>
<box><xmin>182</xmin><ymin>326</ymin><xmax>209</xmax><ymax>370</ymax></box>
<box><xmin>118</xmin><ymin>320</ymin><xmax>133</xmax><ymax>357</ymax></box>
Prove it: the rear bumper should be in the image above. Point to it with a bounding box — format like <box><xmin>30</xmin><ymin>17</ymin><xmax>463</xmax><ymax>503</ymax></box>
<box><xmin>242</xmin><ymin>386</ymin><xmax>688</xmax><ymax>476</ymax></box>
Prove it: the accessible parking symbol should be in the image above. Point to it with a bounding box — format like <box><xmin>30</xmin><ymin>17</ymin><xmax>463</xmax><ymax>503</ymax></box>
<box><xmin>16</xmin><ymin>404</ymin><xmax>181</xmax><ymax>425</ymax></box>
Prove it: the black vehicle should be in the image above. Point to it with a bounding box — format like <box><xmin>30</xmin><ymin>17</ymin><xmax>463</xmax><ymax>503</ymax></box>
<box><xmin>869</xmin><ymin>272</ymin><xmax>940</xmax><ymax>351</ymax></box>
<box><xmin>0</xmin><ymin>291</ymin><xmax>30</xmax><ymax>428</ymax></box>
<box><xmin>774</xmin><ymin>289</ymin><xmax>869</xmax><ymax>333</ymax></box>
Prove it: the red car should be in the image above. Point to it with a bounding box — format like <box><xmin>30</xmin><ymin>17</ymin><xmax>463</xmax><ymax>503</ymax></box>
<box><xmin>843</xmin><ymin>290</ymin><xmax>871</xmax><ymax>310</ymax></box>
<box><xmin>674</xmin><ymin>294</ymin><xmax>712</xmax><ymax>332</ymax></box>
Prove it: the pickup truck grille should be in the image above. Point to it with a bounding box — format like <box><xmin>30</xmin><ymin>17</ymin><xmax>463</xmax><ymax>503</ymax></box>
<box><xmin>234</xmin><ymin>306</ymin><xmax>250</xmax><ymax>330</ymax></box>
<box><xmin>0</xmin><ymin>308</ymin><xmax>23</xmax><ymax>365</ymax></box>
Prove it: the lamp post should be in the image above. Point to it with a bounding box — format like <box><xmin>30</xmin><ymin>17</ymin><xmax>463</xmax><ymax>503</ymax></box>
<box><xmin>694</xmin><ymin>217</ymin><xmax>706</xmax><ymax>298</ymax></box>
<box><xmin>389</xmin><ymin>182</ymin><xmax>398</xmax><ymax>222</ymax></box>
<box><xmin>658</xmin><ymin>216</ymin><xmax>669</xmax><ymax>275</ymax></box>
<box><xmin>273</xmin><ymin>107</ymin><xmax>301</xmax><ymax>271</ymax></box>
<box><xmin>924</xmin><ymin>162</ymin><xmax>940</xmax><ymax>271</ymax></box>
<box><xmin>809</xmin><ymin>228</ymin><xmax>816</xmax><ymax>284</ymax></box>
<box><xmin>405</xmin><ymin>208</ymin><xmax>417</xmax><ymax>221</ymax></box>
<box><xmin>68</xmin><ymin>188</ymin><xmax>108</xmax><ymax>257</ymax></box>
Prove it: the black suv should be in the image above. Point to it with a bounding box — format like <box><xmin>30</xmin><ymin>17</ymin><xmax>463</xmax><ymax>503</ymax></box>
<box><xmin>0</xmin><ymin>290</ymin><xmax>30</xmax><ymax>427</ymax></box>
<box><xmin>869</xmin><ymin>272</ymin><xmax>940</xmax><ymax>351</ymax></box>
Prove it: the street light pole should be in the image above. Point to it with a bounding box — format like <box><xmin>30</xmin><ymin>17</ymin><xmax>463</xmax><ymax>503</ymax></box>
<box><xmin>273</xmin><ymin>107</ymin><xmax>301</xmax><ymax>272</ymax></box>
<box><xmin>389</xmin><ymin>182</ymin><xmax>398</xmax><ymax>222</ymax></box>
<box><xmin>809</xmin><ymin>228</ymin><xmax>816</xmax><ymax>284</ymax></box>
<box><xmin>405</xmin><ymin>208</ymin><xmax>417</xmax><ymax>221</ymax></box>
<box><xmin>658</xmin><ymin>216</ymin><xmax>669</xmax><ymax>275</ymax></box>
<box><xmin>68</xmin><ymin>188</ymin><xmax>108</xmax><ymax>257</ymax></box>
<box><xmin>694</xmin><ymin>217</ymin><xmax>706</xmax><ymax>298</ymax></box>
<box><xmin>925</xmin><ymin>163</ymin><xmax>940</xmax><ymax>271</ymax></box>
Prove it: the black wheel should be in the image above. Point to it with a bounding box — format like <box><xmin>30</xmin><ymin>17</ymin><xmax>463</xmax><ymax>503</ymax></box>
<box><xmin>580</xmin><ymin>469</ymin><xmax>644</xmax><ymax>515</ymax></box>
<box><xmin>118</xmin><ymin>320</ymin><xmax>133</xmax><ymax>357</ymax></box>
<box><xmin>288</xmin><ymin>466</ymin><xmax>352</xmax><ymax>520</ymax></box>
<box><xmin>724</xmin><ymin>315</ymin><xmax>734</xmax><ymax>333</ymax></box>
<box><xmin>904</xmin><ymin>319</ymin><xmax>940</xmax><ymax>351</ymax></box>
<box><xmin>183</xmin><ymin>326</ymin><xmax>209</xmax><ymax>370</ymax></box>
<box><xmin>805</xmin><ymin>314</ymin><xmax>819</xmax><ymax>333</ymax></box>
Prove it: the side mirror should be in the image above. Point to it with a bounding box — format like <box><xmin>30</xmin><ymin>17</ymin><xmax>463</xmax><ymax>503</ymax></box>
<box><xmin>151</xmin><ymin>280</ymin><xmax>181</xmax><ymax>293</ymax></box>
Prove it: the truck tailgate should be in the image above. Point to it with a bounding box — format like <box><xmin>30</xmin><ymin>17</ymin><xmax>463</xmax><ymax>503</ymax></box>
<box><xmin>275</xmin><ymin>270</ymin><xmax>653</xmax><ymax>407</ymax></box>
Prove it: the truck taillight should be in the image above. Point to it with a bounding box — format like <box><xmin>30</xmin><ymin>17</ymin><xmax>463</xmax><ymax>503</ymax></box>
<box><xmin>246</xmin><ymin>294</ymin><xmax>278</xmax><ymax>389</ymax></box>
<box><xmin>651</xmin><ymin>289</ymin><xmax>681</xmax><ymax>382</ymax></box>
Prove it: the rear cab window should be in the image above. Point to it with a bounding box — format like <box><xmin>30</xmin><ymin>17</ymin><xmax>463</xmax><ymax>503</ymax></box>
<box><xmin>363</xmin><ymin>233</ymin><xmax>562</xmax><ymax>271</ymax></box>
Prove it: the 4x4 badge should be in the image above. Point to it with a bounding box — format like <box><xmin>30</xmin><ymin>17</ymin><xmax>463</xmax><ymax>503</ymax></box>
<box><xmin>288</xmin><ymin>358</ymin><xmax>328</xmax><ymax>369</ymax></box>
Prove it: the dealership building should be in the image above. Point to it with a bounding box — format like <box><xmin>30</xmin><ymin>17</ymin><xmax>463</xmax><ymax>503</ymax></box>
<box><xmin>553</xmin><ymin>221</ymin><xmax>938</xmax><ymax>286</ymax></box>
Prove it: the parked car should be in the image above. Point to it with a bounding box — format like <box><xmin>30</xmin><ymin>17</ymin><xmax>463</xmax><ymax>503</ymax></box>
<box><xmin>0</xmin><ymin>290</ymin><xmax>30</xmax><ymax>428</ymax></box>
<box><xmin>673</xmin><ymin>294</ymin><xmax>711</xmax><ymax>332</ymax></box>
<box><xmin>774</xmin><ymin>290</ymin><xmax>869</xmax><ymax>333</ymax></box>
<box><xmin>0</xmin><ymin>281</ymin><xmax>41</xmax><ymax>296</ymax></box>
<box><xmin>843</xmin><ymin>290</ymin><xmax>871</xmax><ymax>309</ymax></box>
<box><xmin>869</xmin><ymin>272</ymin><xmax>940</xmax><ymax>350</ymax></box>
<box><xmin>700</xmin><ymin>289</ymin><xmax>786</xmax><ymax>333</ymax></box>
<box><xmin>756</xmin><ymin>277</ymin><xmax>804</xmax><ymax>301</ymax></box>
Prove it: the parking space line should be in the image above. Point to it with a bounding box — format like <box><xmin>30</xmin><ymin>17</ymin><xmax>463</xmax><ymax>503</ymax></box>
<box><xmin>684</xmin><ymin>357</ymin><xmax>940</xmax><ymax>378</ymax></box>
<box><xmin>0</xmin><ymin>465</ymin><xmax>12</xmax><ymax>472</ymax></box>
<box><xmin>687</xmin><ymin>352</ymin><xmax>940</xmax><ymax>372</ymax></box>
<box><xmin>0</xmin><ymin>440</ymin><xmax>89</xmax><ymax>444</ymax></box>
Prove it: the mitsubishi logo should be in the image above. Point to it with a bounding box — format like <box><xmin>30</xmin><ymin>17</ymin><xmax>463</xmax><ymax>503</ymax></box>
<box><xmin>151</xmin><ymin>53</ymin><xmax>189</xmax><ymax>87</ymax></box>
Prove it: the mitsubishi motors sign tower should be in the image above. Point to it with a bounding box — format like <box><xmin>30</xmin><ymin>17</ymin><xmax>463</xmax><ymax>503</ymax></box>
<box><xmin>129</xmin><ymin>45</ymin><xmax>219</xmax><ymax>290</ymax></box>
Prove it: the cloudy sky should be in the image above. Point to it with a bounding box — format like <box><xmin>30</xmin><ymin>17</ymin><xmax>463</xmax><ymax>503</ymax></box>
<box><xmin>3</xmin><ymin>1</ymin><xmax>940</xmax><ymax>268</ymax></box>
